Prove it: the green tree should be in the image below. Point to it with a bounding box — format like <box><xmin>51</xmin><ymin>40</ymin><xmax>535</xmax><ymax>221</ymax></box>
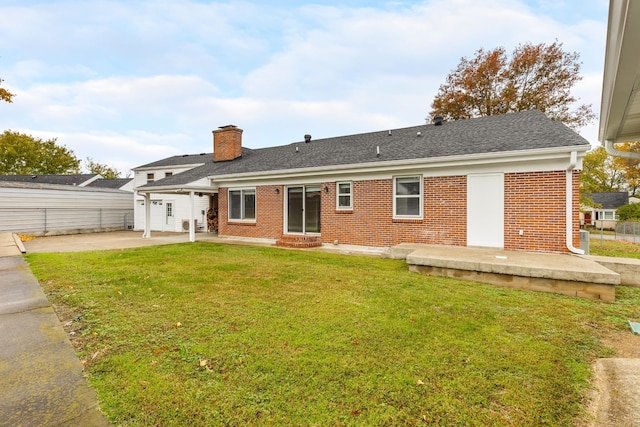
<box><xmin>617</xmin><ymin>203</ymin><xmax>640</xmax><ymax>221</ymax></box>
<box><xmin>580</xmin><ymin>146</ymin><xmax>625</xmax><ymax>195</ymax></box>
<box><xmin>84</xmin><ymin>157</ymin><xmax>121</xmax><ymax>179</ymax></box>
<box><xmin>430</xmin><ymin>41</ymin><xmax>595</xmax><ymax>130</ymax></box>
<box><xmin>0</xmin><ymin>130</ymin><xmax>80</xmax><ymax>174</ymax></box>
<box><xmin>1</xmin><ymin>78</ymin><xmax>15</xmax><ymax>103</ymax></box>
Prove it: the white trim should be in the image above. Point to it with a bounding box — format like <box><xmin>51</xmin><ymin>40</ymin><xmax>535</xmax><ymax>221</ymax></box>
<box><xmin>336</xmin><ymin>181</ymin><xmax>353</xmax><ymax>210</ymax></box>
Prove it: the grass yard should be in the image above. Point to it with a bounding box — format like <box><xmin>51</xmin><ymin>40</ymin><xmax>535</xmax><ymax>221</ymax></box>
<box><xmin>589</xmin><ymin>237</ymin><xmax>640</xmax><ymax>259</ymax></box>
<box><xmin>26</xmin><ymin>243</ymin><xmax>640</xmax><ymax>426</ymax></box>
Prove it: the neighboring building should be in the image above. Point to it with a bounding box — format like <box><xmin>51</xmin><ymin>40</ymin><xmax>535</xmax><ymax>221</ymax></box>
<box><xmin>0</xmin><ymin>175</ymin><xmax>134</xmax><ymax>235</ymax></box>
<box><xmin>134</xmin><ymin>110</ymin><xmax>590</xmax><ymax>254</ymax></box>
<box><xmin>581</xmin><ymin>192</ymin><xmax>629</xmax><ymax>229</ymax></box>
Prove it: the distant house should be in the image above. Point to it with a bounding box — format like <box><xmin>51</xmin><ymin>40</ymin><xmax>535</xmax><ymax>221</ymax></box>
<box><xmin>581</xmin><ymin>192</ymin><xmax>629</xmax><ymax>229</ymax></box>
<box><xmin>133</xmin><ymin>110</ymin><xmax>590</xmax><ymax>254</ymax></box>
<box><xmin>0</xmin><ymin>174</ymin><xmax>134</xmax><ymax>236</ymax></box>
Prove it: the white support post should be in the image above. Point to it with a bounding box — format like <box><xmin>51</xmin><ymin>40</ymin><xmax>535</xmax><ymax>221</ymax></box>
<box><xmin>143</xmin><ymin>193</ymin><xmax>151</xmax><ymax>239</ymax></box>
<box><xmin>189</xmin><ymin>191</ymin><xmax>196</xmax><ymax>242</ymax></box>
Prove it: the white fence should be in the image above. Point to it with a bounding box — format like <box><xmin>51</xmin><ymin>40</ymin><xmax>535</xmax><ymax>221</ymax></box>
<box><xmin>0</xmin><ymin>182</ymin><xmax>134</xmax><ymax>236</ymax></box>
<box><xmin>615</xmin><ymin>221</ymin><xmax>640</xmax><ymax>243</ymax></box>
<box><xmin>0</xmin><ymin>207</ymin><xmax>134</xmax><ymax>236</ymax></box>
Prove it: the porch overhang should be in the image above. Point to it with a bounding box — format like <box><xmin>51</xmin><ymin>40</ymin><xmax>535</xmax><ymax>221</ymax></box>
<box><xmin>136</xmin><ymin>185</ymin><xmax>216</xmax><ymax>242</ymax></box>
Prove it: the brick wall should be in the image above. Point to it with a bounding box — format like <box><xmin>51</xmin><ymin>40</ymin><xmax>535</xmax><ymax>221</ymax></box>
<box><xmin>504</xmin><ymin>170</ymin><xmax>579</xmax><ymax>253</ymax></box>
<box><xmin>217</xmin><ymin>171</ymin><xmax>578</xmax><ymax>252</ymax></box>
<box><xmin>320</xmin><ymin>177</ymin><xmax>466</xmax><ymax>247</ymax></box>
<box><xmin>218</xmin><ymin>186</ymin><xmax>283</xmax><ymax>239</ymax></box>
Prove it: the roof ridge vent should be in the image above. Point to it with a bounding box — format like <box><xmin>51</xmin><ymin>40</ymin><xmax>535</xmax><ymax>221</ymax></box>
<box><xmin>304</xmin><ymin>134</ymin><xmax>311</xmax><ymax>143</ymax></box>
<box><xmin>433</xmin><ymin>115</ymin><xmax>444</xmax><ymax>126</ymax></box>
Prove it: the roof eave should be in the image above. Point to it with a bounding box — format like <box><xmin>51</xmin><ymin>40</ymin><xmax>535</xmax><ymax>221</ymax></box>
<box><xmin>207</xmin><ymin>145</ymin><xmax>589</xmax><ymax>182</ymax></box>
<box><xmin>599</xmin><ymin>0</ymin><xmax>640</xmax><ymax>147</ymax></box>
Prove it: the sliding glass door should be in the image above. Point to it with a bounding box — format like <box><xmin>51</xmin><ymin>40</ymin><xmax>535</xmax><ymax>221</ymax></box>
<box><xmin>287</xmin><ymin>186</ymin><xmax>321</xmax><ymax>234</ymax></box>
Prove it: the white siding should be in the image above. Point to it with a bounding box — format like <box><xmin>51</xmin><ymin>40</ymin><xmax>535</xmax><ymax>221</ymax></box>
<box><xmin>133</xmin><ymin>166</ymin><xmax>213</xmax><ymax>233</ymax></box>
<box><xmin>134</xmin><ymin>193</ymin><xmax>210</xmax><ymax>232</ymax></box>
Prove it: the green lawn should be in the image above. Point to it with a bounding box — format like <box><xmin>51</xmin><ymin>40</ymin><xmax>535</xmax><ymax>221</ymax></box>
<box><xmin>589</xmin><ymin>237</ymin><xmax>640</xmax><ymax>259</ymax></box>
<box><xmin>26</xmin><ymin>243</ymin><xmax>640</xmax><ymax>426</ymax></box>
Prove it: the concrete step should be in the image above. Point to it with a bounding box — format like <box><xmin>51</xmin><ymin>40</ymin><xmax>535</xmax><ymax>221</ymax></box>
<box><xmin>399</xmin><ymin>244</ymin><xmax>620</xmax><ymax>301</ymax></box>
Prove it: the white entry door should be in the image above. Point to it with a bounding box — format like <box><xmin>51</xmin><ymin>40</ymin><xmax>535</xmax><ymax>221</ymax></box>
<box><xmin>165</xmin><ymin>201</ymin><xmax>175</xmax><ymax>231</ymax></box>
<box><xmin>467</xmin><ymin>173</ymin><xmax>504</xmax><ymax>248</ymax></box>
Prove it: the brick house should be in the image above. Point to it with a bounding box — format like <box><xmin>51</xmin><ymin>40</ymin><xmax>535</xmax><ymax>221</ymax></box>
<box><xmin>134</xmin><ymin>110</ymin><xmax>590</xmax><ymax>253</ymax></box>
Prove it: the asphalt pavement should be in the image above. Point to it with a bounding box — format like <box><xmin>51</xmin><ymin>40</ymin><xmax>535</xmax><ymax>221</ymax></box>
<box><xmin>0</xmin><ymin>233</ymin><xmax>110</xmax><ymax>426</ymax></box>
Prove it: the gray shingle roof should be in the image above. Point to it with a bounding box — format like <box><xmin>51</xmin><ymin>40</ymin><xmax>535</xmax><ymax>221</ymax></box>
<box><xmin>0</xmin><ymin>174</ymin><xmax>99</xmax><ymax>186</ymax></box>
<box><xmin>86</xmin><ymin>178</ymin><xmax>133</xmax><ymax>189</ymax></box>
<box><xmin>584</xmin><ymin>192</ymin><xmax>629</xmax><ymax>209</ymax></box>
<box><xmin>139</xmin><ymin>110</ymin><xmax>590</xmax><ymax>189</ymax></box>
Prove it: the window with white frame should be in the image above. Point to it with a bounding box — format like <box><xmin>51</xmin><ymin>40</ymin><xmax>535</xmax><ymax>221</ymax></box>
<box><xmin>601</xmin><ymin>210</ymin><xmax>616</xmax><ymax>220</ymax></box>
<box><xmin>146</xmin><ymin>173</ymin><xmax>154</xmax><ymax>183</ymax></box>
<box><xmin>229</xmin><ymin>189</ymin><xmax>256</xmax><ymax>221</ymax></box>
<box><xmin>337</xmin><ymin>182</ymin><xmax>352</xmax><ymax>209</ymax></box>
<box><xmin>394</xmin><ymin>176</ymin><xmax>422</xmax><ymax>218</ymax></box>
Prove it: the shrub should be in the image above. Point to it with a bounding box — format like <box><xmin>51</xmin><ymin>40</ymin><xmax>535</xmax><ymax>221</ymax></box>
<box><xmin>617</xmin><ymin>203</ymin><xmax>640</xmax><ymax>221</ymax></box>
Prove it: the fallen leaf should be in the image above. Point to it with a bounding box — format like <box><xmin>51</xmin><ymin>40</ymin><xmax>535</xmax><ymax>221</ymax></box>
<box><xmin>416</xmin><ymin>379</ymin><xmax>424</xmax><ymax>385</ymax></box>
<box><xmin>175</xmin><ymin>322</ymin><xmax>182</xmax><ymax>327</ymax></box>
<box><xmin>200</xmin><ymin>359</ymin><xmax>208</xmax><ymax>367</ymax></box>
<box><xmin>150</xmin><ymin>360</ymin><xmax>157</xmax><ymax>366</ymax></box>
<box><xmin>352</xmin><ymin>340</ymin><xmax>360</xmax><ymax>345</ymax></box>
<box><xmin>139</xmin><ymin>380</ymin><xmax>150</xmax><ymax>387</ymax></box>
<box><xmin>350</xmin><ymin>409</ymin><xmax>361</xmax><ymax>416</ymax></box>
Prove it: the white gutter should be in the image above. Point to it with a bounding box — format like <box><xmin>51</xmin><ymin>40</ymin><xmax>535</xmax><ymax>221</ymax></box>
<box><xmin>605</xmin><ymin>139</ymin><xmax>640</xmax><ymax>159</ymax></box>
<box><xmin>566</xmin><ymin>150</ymin><xmax>584</xmax><ymax>254</ymax></box>
<box><xmin>208</xmin><ymin>145</ymin><xmax>589</xmax><ymax>182</ymax></box>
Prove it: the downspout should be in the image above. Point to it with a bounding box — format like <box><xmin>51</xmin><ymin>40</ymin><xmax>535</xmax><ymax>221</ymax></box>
<box><xmin>605</xmin><ymin>139</ymin><xmax>640</xmax><ymax>159</ymax></box>
<box><xmin>566</xmin><ymin>151</ymin><xmax>584</xmax><ymax>254</ymax></box>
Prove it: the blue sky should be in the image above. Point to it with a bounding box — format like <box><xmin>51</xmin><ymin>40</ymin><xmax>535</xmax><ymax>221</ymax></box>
<box><xmin>1</xmin><ymin>0</ymin><xmax>609</xmax><ymax>175</ymax></box>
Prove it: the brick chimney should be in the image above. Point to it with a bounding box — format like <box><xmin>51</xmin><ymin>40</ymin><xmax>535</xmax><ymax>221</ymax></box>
<box><xmin>213</xmin><ymin>125</ymin><xmax>243</xmax><ymax>162</ymax></box>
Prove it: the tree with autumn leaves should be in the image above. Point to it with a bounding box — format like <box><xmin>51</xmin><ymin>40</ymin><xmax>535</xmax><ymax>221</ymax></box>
<box><xmin>430</xmin><ymin>41</ymin><xmax>595</xmax><ymax>131</ymax></box>
<box><xmin>430</xmin><ymin>40</ymin><xmax>640</xmax><ymax>205</ymax></box>
<box><xmin>582</xmin><ymin>144</ymin><xmax>640</xmax><ymax>197</ymax></box>
<box><xmin>0</xmin><ymin>78</ymin><xmax>15</xmax><ymax>103</ymax></box>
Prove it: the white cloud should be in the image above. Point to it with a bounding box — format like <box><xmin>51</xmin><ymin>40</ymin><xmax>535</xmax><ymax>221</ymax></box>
<box><xmin>0</xmin><ymin>0</ymin><xmax>610</xmax><ymax>173</ymax></box>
